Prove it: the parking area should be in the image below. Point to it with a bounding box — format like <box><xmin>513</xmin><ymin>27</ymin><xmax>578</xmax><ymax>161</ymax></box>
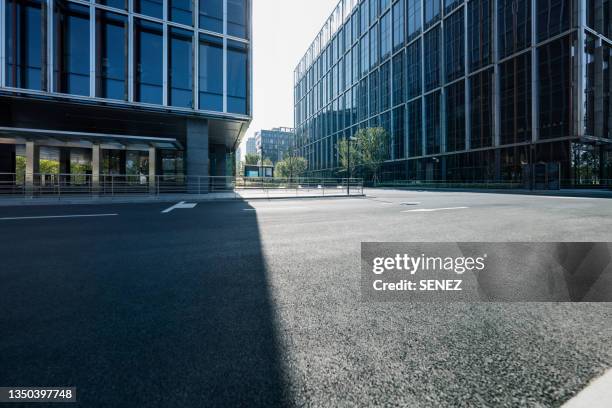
<box><xmin>1</xmin><ymin>189</ymin><xmax>612</xmax><ymax>407</ymax></box>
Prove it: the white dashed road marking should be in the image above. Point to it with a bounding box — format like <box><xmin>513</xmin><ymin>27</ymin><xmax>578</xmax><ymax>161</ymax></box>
<box><xmin>402</xmin><ymin>207</ymin><xmax>469</xmax><ymax>213</ymax></box>
<box><xmin>161</xmin><ymin>201</ymin><xmax>197</xmax><ymax>213</ymax></box>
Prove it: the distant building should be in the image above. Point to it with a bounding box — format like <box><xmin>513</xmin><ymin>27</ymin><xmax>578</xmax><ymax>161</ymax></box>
<box><xmin>255</xmin><ymin>127</ymin><xmax>295</xmax><ymax>165</ymax></box>
<box><xmin>245</xmin><ymin>137</ymin><xmax>257</xmax><ymax>156</ymax></box>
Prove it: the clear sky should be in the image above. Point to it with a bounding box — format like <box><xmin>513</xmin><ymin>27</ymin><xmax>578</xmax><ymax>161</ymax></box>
<box><xmin>244</xmin><ymin>0</ymin><xmax>338</xmax><ymax>143</ymax></box>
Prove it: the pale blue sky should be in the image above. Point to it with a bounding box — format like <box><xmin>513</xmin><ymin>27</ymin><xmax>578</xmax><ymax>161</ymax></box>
<box><xmin>244</xmin><ymin>0</ymin><xmax>338</xmax><ymax>142</ymax></box>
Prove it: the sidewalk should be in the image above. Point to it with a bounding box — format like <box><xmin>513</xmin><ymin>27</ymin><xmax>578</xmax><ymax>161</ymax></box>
<box><xmin>370</xmin><ymin>186</ymin><xmax>612</xmax><ymax>199</ymax></box>
<box><xmin>0</xmin><ymin>188</ymin><xmax>365</xmax><ymax>207</ymax></box>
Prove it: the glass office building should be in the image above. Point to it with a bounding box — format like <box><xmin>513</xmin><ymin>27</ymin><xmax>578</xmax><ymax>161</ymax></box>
<box><xmin>294</xmin><ymin>0</ymin><xmax>612</xmax><ymax>187</ymax></box>
<box><xmin>0</xmin><ymin>0</ymin><xmax>251</xmax><ymax>184</ymax></box>
<box><xmin>255</xmin><ymin>127</ymin><xmax>295</xmax><ymax>165</ymax></box>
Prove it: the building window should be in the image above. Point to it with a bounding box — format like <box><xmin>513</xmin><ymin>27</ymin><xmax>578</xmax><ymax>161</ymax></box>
<box><xmin>393</xmin><ymin>106</ymin><xmax>405</xmax><ymax>159</ymax></box>
<box><xmin>408</xmin><ymin>98</ymin><xmax>422</xmax><ymax>157</ymax></box>
<box><xmin>380</xmin><ymin>60</ymin><xmax>391</xmax><ymax>112</ymax></box>
<box><xmin>352</xmin><ymin>44</ymin><xmax>359</xmax><ymax>82</ymax></box>
<box><xmin>54</xmin><ymin>0</ymin><xmax>89</xmax><ymax>96</ymax></box>
<box><xmin>500</xmin><ymin>53</ymin><xmax>531</xmax><ymax>145</ymax></box>
<box><xmin>360</xmin><ymin>1</ymin><xmax>369</xmax><ymax>34</ymax></box>
<box><xmin>424</xmin><ymin>26</ymin><xmax>441</xmax><ymax>91</ymax></box>
<box><xmin>537</xmin><ymin>0</ymin><xmax>572</xmax><ymax>42</ymax></box>
<box><xmin>359</xmin><ymin>78</ymin><xmax>368</xmax><ymax>121</ymax></box>
<box><xmin>96</xmin><ymin>11</ymin><xmax>127</xmax><ymax>100</ymax></box>
<box><xmin>134</xmin><ymin>0</ymin><xmax>163</xmax><ymax>19</ymax></box>
<box><xmin>584</xmin><ymin>33</ymin><xmax>612</xmax><ymax>138</ymax></box>
<box><xmin>444</xmin><ymin>9</ymin><xmax>464</xmax><ymax>83</ymax></box>
<box><xmin>425</xmin><ymin>91</ymin><xmax>441</xmax><ymax>155</ymax></box>
<box><xmin>380</xmin><ymin>0</ymin><xmax>391</xmax><ymax>12</ymax></box>
<box><xmin>538</xmin><ymin>35</ymin><xmax>573</xmax><ymax>140</ymax></box>
<box><xmin>169</xmin><ymin>0</ymin><xmax>193</xmax><ymax>26</ymax></box>
<box><xmin>97</xmin><ymin>0</ymin><xmax>126</xmax><ymax>10</ymax></box>
<box><xmin>468</xmin><ymin>0</ymin><xmax>492</xmax><ymax>72</ymax></box>
<box><xmin>134</xmin><ymin>19</ymin><xmax>163</xmax><ymax>104</ymax></box>
<box><xmin>369</xmin><ymin>0</ymin><xmax>378</xmax><ymax>24</ymax></box>
<box><xmin>228</xmin><ymin>0</ymin><xmax>248</xmax><ymax>39</ymax></box>
<box><xmin>360</xmin><ymin>32</ymin><xmax>369</xmax><ymax>77</ymax></box>
<box><xmin>444</xmin><ymin>0</ymin><xmax>462</xmax><ymax>14</ymax></box>
<box><xmin>392</xmin><ymin>0</ymin><xmax>404</xmax><ymax>51</ymax></box>
<box><xmin>5</xmin><ymin>0</ymin><xmax>46</xmax><ymax>90</ymax></box>
<box><xmin>470</xmin><ymin>68</ymin><xmax>493</xmax><ymax>148</ymax></box>
<box><xmin>227</xmin><ymin>40</ymin><xmax>248</xmax><ymax>114</ymax></box>
<box><xmin>424</xmin><ymin>0</ymin><xmax>441</xmax><ymax>29</ymax></box>
<box><xmin>370</xmin><ymin>23</ymin><xmax>379</xmax><ymax>68</ymax></box>
<box><xmin>392</xmin><ymin>51</ymin><xmax>404</xmax><ymax>106</ymax></box>
<box><xmin>168</xmin><ymin>27</ymin><xmax>193</xmax><ymax>108</ymax></box>
<box><xmin>498</xmin><ymin>0</ymin><xmax>530</xmax><ymax>59</ymax></box>
<box><xmin>380</xmin><ymin>11</ymin><xmax>391</xmax><ymax>60</ymax></box>
<box><xmin>407</xmin><ymin>0</ymin><xmax>421</xmax><ymax>41</ymax></box>
<box><xmin>199</xmin><ymin>0</ymin><xmax>223</xmax><ymax>34</ymax></box>
<box><xmin>406</xmin><ymin>39</ymin><xmax>421</xmax><ymax>99</ymax></box>
<box><xmin>369</xmin><ymin>69</ymin><xmax>379</xmax><ymax>116</ymax></box>
<box><xmin>445</xmin><ymin>80</ymin><xmax>465</xmax><ymax>152</ymax></box>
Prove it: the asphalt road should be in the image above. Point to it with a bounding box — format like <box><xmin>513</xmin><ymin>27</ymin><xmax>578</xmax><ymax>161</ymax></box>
<box><xmin>1</xmin><ymin>189</ymin><xmax>612</xmax><ymax>407</ymax></box>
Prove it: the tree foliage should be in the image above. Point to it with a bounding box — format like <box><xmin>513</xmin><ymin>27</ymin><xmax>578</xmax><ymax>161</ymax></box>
<box><xmin>338</xmin><ymin>127</ymin><xmax>389</xmax><ymax>183</ymax></box>
<box><xmin>244</xmin><ymin>153</ymin><xmax>260</xmax><ymax>165</ymax></box>
<box><xmin>275</xmin><ymin>155</ymin><xmax>308</xmax><ymax>179</ymax></box>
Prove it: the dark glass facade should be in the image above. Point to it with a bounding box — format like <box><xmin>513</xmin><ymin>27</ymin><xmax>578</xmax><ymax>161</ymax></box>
<box><xmin>294</xmin><ymin>0</ymin><xmax>612</xmax><ymax>186</ymax></box>
<box><xmin>3</xmin><ymin>0</ymin><xmax>251</xmax><ymax>115</ymax></box>
<box><xmin>2</xmin><ymin>0</ymin><xmax>252</xmax><ymax>179</ymax></box>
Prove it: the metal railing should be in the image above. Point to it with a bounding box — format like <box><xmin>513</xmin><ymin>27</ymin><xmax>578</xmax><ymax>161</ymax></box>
<box><xmin>0</xmin><ymin>173</ymin><xmax>364</xmax><ymax>199</ymax></box>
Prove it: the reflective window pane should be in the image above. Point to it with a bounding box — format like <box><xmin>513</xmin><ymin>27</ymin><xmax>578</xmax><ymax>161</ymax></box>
<box><xmin>445</xmin><ymin>80</ymin><xmax>465</xmax><ymax>152</ymax></box>
<box><xmin>500</xmin><ymin>53</ymin><xmax>531</xmax><ymax>145</ymax></box>
<box><xmin>199</xmin><ymin>34</ymin><xmax>223</xmax><ymax>112</ymax></box>
<box><xmin>444</xmin><ymin>9</ymin><xmax>464</xmax><ymax>83</ymax></box>
<box><xmin>424</xmin><ymin>0</ymin><xmax>441</xmax><ymax>29</ymax></box>
<box><xmin>425</xmin><ymin>91</ymin><xmax>441</xmax><ymax>154</ymax></box>
<box><xmin>199</xmin><ymin>0</ymin><xmax>223</xmax><ymax>34</ymax></box>
<box><xmin>227</xmin><ymin>40</ymin><xmax>248</xmax><ymax>114</ymax></box>
<box><xmin>97</xmin><ymin>0</ymin><xmax>126</xmax><ymax>11</ymax></box>
<box><xmin>169</xmin><ymin>27</ymin><xmax>193</xmax><ymax>107</ymax></box>
<box><xmin>96</xmin><ymin>11</ymin><xmax>127</xmax><ymax>100</ymax></box>
<box><xmin>134</xmin><ymin>19</ymin><xmax>163</xmax><ymax>105</ymax></box>
<box><xmin>5</xmin><ymin>0</ymin><xmax>45</xmax><ymax>90</ymax></box>
<box><xmin>228</xmin><ymin>0</ymin><xmax>248</xmax><ymax>39</ymax></box>
<box><xmin>470</xmin><ymin>68</ymin><xmax>493</xmax><ymax>148</ymax></box>
<box><xmin>498</xmin><ymin>0</ymin><xmax>530</xmax><ymax>58</ymax></box>
<box><xmin>135</xmin><ymin>0</ymin><xmax>163</xmax><ymax>19</ymax></box>
<box><xmin>170</xmin><ymin>0</ymin><xmax>193</xmax><ymax>26</ymax></box>
<box><xmin>424</xmin><ymin>26</ymin><xmax>441</xmax><ymax>91</ymax></box>
<box><xmin>468</xmin><ymin>0</ymin><xmax>492</xmax><ymax>72</ymax></box>
<box><xmin>54</xmin><ymin>0</ymin><xmax>90</xmax><ymax>96</ymax></box>
<box><xmin>537</xmin><ymin>0</ymin><xmax>572</xmax><ymax>42</ymax></box>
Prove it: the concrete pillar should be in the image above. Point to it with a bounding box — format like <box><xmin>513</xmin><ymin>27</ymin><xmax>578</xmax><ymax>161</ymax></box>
<box><xmin>148</xmin><ymin>146</ymin><xmax>156</xmax><ymax>194</ymax></box>
<box><xmin>92</xmin><ymin>143</ymin><xmax>101</xmax><ymax>193</ymax></box>
<box><xmin>25</xmin><ymin>141</ymin><xmax>39</xmax><ymax>195</ymax></box>
<box><xmin>187</xmin><ymin>118</ymin><xmax>209</xmax><ymax>193</ymax></box>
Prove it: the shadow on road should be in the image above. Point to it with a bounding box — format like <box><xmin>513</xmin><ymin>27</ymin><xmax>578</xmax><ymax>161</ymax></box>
<box><xmin>0</xmin><ymin>201</ymin><xmax>288</xmax><ymax>407</ymax></box>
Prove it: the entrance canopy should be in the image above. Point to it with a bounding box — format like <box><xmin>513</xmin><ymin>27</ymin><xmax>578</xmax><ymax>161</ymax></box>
<box><xmin>0</xmin><ymin>126</ymin><xmax>183</xmax><ymax>151</ymax></box>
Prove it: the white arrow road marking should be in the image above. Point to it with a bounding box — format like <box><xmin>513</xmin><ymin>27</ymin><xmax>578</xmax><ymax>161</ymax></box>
<box><xmin>161</xmin><ymin>201</ymin><xmax>197</xmax><ymax>214</ymax></box>
<box><xmin>402</xmin><ymin>207</ymin><xmax>469</xmax><ymax>213</ymax></box>
<box><xmin>0</xmin><ymin>214</ymin><xmax>118</xmax><ymax>221</ymax></box>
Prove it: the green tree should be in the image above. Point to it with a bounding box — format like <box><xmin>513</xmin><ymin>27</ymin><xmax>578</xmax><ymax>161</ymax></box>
<box><xmin>338</xmin><ymin>137</ymin><xmax>360</xmax><ymax>177</ymax></box>
<box><xmin>244</xmin><ymin>153</ymin><xmax>260</xmax><ymax>165</ymax></box>
<box><xmin>262</xmin><ymin>157</ymin><xmax>273</xmax><ymax>166</ymax></box>
<box><xmin>354</xmin><ymin>127</ymin><xmax>390</xmax><ymax>184</ymax></box>
<box><xmin>275</xmin><ymin>155</ymin><xmax>307</xmax><ymax>180</ymax></box>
